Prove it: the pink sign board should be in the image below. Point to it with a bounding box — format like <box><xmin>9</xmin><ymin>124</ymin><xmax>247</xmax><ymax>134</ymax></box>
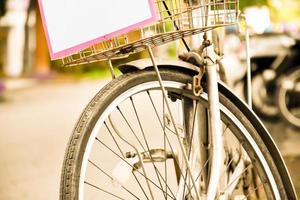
<box><xmin>38</xmin><ymin>0</ymin><xmax>157</xmax><ymax>60</ymax></box>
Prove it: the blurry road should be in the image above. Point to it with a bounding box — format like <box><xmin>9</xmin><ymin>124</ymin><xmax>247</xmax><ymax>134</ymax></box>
<box><xmin>0</xmin><ymin>79</ymin><xmax>108</xmax><ymax>200</ymax></box>
<box><xmin>0</xmin><ymin>78</ymin><xmax>299</xmax><ymax>199</ymax></box>
<box><xmin>264</xmin><ymin>120</ymin><xmax>300</xmax><ymax>197</ymax></box>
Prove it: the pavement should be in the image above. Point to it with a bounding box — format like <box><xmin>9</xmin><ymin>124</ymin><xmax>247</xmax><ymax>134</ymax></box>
<box><xmin>0</xmin><ymin>78</ymin><xmax>108</xmax><ymax>200</ymax></box>
<box><xmin>0</xmin><ymin>77</ymin><xmax>299</xmax><ymax>199</ymax></box>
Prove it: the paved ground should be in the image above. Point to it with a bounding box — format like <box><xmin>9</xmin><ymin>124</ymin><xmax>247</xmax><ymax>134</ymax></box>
<box><xmin>264</xmin><ymin>121</ymin><xmax>300</xmax><ymax>197</ymax></box>
<box><xmin>0</xmin><ymin>79</ymin><xmax>108</xmax><ymax>200</ymax></box>
<box><xmin>0</xmin><ymin>78</ymin><xmax>299</xmax><ymax>199</ymax></box>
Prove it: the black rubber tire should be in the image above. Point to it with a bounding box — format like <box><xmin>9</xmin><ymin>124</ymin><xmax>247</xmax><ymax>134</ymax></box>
<box><xmin>277</xmin><ymin>68</ymin><xmax>300</xmax><ymax>129</ymax></box>
<box><xmin>243</xmin><ymin>73</ymin><xmax>279</xmax><ymax>120</ymax></box>
<box><xmin>60</xmin><ymin>69</ymin><xmax>288</xmax><ymax>200</ymax></box>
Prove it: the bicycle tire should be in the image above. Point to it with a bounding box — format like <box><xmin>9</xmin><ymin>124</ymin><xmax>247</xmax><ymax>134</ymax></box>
<box><xmin>243</xmin><ymin>73</ymin><xmax>279</xmax><ymax>120</ymax></box>
<box><xmin>60</xmin><ymin>69</ymin><xmax>288</xmax><ymax>200</ymax></box>
<box><xmin>277</xmin><ymin>68</ymin><xmax>300</xmax><ymax>129</ymax></box>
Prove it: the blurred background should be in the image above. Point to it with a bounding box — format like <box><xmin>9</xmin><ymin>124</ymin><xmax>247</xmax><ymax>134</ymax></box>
<box><xmin>0</xmin><ymin>0</ymin><xmax>299</xmax><ymax>199</ymax></box>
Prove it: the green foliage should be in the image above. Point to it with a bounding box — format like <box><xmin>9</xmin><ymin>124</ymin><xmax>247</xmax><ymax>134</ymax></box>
<box><xmin>167</xmin><ymin>42</ymin><xmax>177</xmax><ymax>58</ymax></box>
<box><xmin>239</xmin><ymin>0</ymin><xmax>269</xmax><ymax>10</ymax></box>
<box><xmin>269</xmin><ymin>0</ymin><xmax>300</xmax><ymax>23</ymax></box>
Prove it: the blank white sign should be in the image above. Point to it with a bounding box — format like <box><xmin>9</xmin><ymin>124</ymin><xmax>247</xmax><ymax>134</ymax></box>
<box><xmin>38</xmin><ymin>0</ymin><xmax>156</xmax><ymax>59</ymax></box>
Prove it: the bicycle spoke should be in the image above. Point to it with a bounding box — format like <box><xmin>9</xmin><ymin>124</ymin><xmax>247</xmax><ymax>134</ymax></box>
<box><xmin>61</xmin><ymin>68</ymin><xmax>287</xmax><ymax>200</ymax></box>
<box><xmin>88</xmin><ymin>160</ymin><xmax>141</xmax><ymax>200</ymax></box>
<box><xmin>113</xmin><ymin>107</ymin><xmax>156</xmax><ymax>200</ymax></box>
<box><xmin>117</xmin><ymin>106</ymin><xmax>147</xmax><ymax>152</ymax></box>
<box><xmin>216</xmin><ymin>163</ymin><xmax>253</xmax><ymax>200</ymax></box>
<box><xmin>95</xmin><ymin>137</ymin><xmax>175</xmax><ymax>199</ymax></box>
<box><xmin>184</xmin><ymin>155</ymin><xmax>211</xmax><ymax>197</ymax></box>
<box><xmin>104</xmin><ymin>122</ymin><xmax>125</xmax><ymax>157</ymax></box>
<box><xmin>104</xmin><ymin>121</ymin><xmax>151</xmax><ymax>200</ymax></box>
<box><xmin>130</xmin><ymin>96</ymin><xmax>172</xmax><ymax>199</ymax></box>
<box><xmin>182</xmin><ymin>100</ymin><xmax>198</xmax><ymax>198</ymax></box>
<box><xmin>147</xmin><ymin>91</ymin><xmax>196</xmax><ymax>197</ymax></box>
<box><xmin>187</xmin><ymin>101</ymin><xmax>198</xmax><ymax>159</ymax></box>
<box><xmin>219</xmin><ymin>155</ymin><xmax>235</xmax><ymax>181</ymax></box>
<box><xmin>163</xmin><ymin>96</ymin><xmax>168</xmax><ymax>200</ymax></box>
<box><xmin>147</xmin><ymin>91</ymin><xmax>179</xmax><ymax>137</ymax></box>
<box><xmin>84</xmin><ymin>181</ymin><xmax>126</xmax><ymax>200</ymax></box>
<box><xmin>108</xmin><ymin>111</ymin><xmax>177</xmax><ymax>199</ymax></box>
<box><xmin>240</xmin><ymin>182</ymin><xmax>264</xmax><ymax>200</ymax></box>
<box><xmin>162</xmin><ymin>122</ymin><xmax>195</xmax><ymax>198</ymax></box>
<box><xmin>119</xmin><ymin>96</ymin><xmax>176</xmax><ymax>199</ymax></box>
<box><xmin>158</xmin><ymin>89</ymin><xmax>200</xmax><ymax>199</ymax></box>
<box><xmin>222</xmin><ymin>124</ymin><xmax>229</xmax><ymax>136</ymax></box>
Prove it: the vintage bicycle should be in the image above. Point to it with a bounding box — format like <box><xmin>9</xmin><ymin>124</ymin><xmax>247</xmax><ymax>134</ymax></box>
<box><xmin>59</xmin><ymin>0</ymin><xmax>297</xmax><ymax>199</ymax></box>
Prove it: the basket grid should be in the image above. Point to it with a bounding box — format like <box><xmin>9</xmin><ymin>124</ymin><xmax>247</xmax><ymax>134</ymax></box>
<box><xmin>62</xmin><ymin>0</ymin><xmax>239</xmax><ymax>66</ymax></box>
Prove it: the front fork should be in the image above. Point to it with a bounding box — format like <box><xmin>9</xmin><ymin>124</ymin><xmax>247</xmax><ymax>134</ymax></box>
<box><xmin>190</xmin><ymin>41</ymin><xmax>225</xmax><ymax>199</ymax></box>
<box><xmin>146</xmin><ymin>39</ymin><xmax>224</xmax><ymax>199</ymax></box>
<box><xmin>182</xmin><ymin>52</ymin><xmax>225</xmax><ymax>199</ymax></box>
<box><xmin>205</xmin><ymin>59</ymin><xmax>224</xmax><ymax>200</ymax></box>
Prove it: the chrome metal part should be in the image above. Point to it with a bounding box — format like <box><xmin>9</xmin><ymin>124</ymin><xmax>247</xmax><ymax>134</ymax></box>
<box><xmin>245</xmin><ymin>26</ymin><xmax>252</xmax><ymax>109</ymax></box>
<box><xmin>108</xmin><ymin>59</ymin><xmax>116</xmax><ymax>79</ymax></box>
<box><xmin>179</xmin><ymin>51</ymin><xmax>205</xmax><ymax>67</ymax></box>
<box><xmin>216</xmin><ymin>59</ymin><xmax>228</xmax><ymax>84</ymax></box>
<box><xmin>197</xmin><ymin>104</ymin><xmax>209</xmax><ymax>193</ymax></box>
<box><xmin>193</xmin><ymin>72</ymin><xmax>204</xmax><ymax>96</ymax></box>
<box><xmin>206</xmin><ymin>62</ymin><xmax>224</xmax><ymax>199</ymax></box>
<box><xmin>125</xmin><ymin>149</ymin><xmax>174</xmax><ymax>170</ymax></box>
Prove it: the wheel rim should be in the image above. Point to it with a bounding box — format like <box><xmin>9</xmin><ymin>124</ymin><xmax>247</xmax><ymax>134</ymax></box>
<box><xmin>78</xmin><ymin>81</ymin><xmax>281</xmax><ymax>199</ymax></box>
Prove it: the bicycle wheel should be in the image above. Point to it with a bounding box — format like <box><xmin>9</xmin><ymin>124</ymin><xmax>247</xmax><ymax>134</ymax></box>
<box><xmin>60</xmin><ymin>69</ymin><xmax>288</xmax><ymax>200</ymax></box>
<box><xmin>277</xmin><ymin>68</ymin><xmax>300</xmax><ymax>129</ymax></box>
<box><xmin>243</xmin><ymin>73</ymin><xmax>279</xmax><ymax>120</ymax></box>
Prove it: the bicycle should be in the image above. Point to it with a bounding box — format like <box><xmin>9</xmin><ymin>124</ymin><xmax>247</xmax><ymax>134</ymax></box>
<box><xmin>242</xmin><ymin>33</ymin><xmax>300</xmax><ymax>126</ymax></box>
<box><xmin>59</xmin><ymin>0</ymin><xmax>297</xmax><ymax>199</ymax></box>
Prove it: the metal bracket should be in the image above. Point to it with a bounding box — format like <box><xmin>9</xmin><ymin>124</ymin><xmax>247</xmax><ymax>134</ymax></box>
<box><xmin>193</xmin><ymin>71</ymin><xmax>204</xmax><ymax>96</ymax></box>
<box><xmin>108</xmin><ymin>58</ymin><xmax>116</xmax><ymax>79</ymax></box>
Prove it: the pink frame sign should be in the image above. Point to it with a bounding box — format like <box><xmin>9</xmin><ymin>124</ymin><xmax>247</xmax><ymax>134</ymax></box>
<box><xmin>38</xmin><ymin>0</ymin><xmax>157</xmax><ymax>60</ymax></box>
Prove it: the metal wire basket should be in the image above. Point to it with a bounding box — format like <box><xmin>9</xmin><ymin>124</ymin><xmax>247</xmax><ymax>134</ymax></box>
<box><xmin>62</xmin><ymin>0</ymin><xmax>239</xmax><ymax>66</ymax></box>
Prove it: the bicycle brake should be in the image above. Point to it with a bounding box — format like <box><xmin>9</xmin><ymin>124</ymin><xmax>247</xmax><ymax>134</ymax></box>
<box><xmin>179</xmin><ymin>51</ymin><xmax>204</xmax><ymax>67</ymax></box>
<box><xmin>192</xmin><ymin>72</ymin><xmax>203</xmax><ymax>96</ymax></box>
<box><xmin>179</xmin><ymin>52</ymin><xmax>205</xmax><ymax>96</ymax></box>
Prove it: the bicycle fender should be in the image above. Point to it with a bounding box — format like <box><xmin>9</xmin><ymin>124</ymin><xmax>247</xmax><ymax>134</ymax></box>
<box><xmin>118</xmin><ymin>58</ymin><xmax>297</xmax><ymax>200</ymax></box>
<box><xmin>118</xmin><ymin>58</ymin><xmax>201</xmax><ymax>74</ymax></box>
